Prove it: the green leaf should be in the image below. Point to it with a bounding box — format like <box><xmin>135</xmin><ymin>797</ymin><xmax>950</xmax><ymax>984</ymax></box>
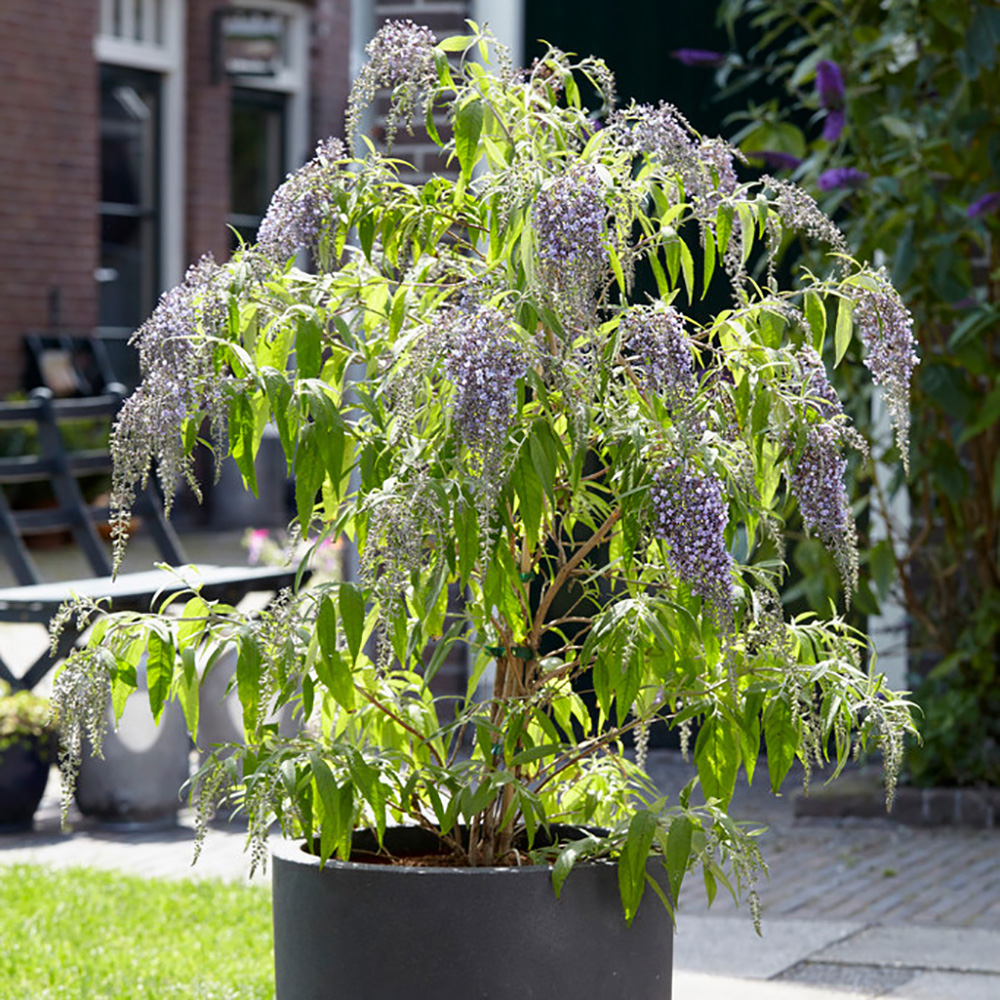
<box><xmin>296</xmin><ymin>316</ymin><xmax>323</xmax><ymax>380</ymax></box>
<box><xmin>340</xmin><ymin>583</ymin><xmax>366</xmax><ymax>665</ymax></box>
<box><xmin>618</xmin><ymin>809</ymin><xmax>658</xmax><ymax>925</ymax></box>
<box><xmin>293</xmin><ymin>423</ymin><xmax>324</xmax><ymax>529</ymax></box>
<box><xmin>454</xmin><ymin>98</ymin><xmax>484</xmax><ymax>182</ymax></box>
<box><xmin>552</xmin><ymin>842</ymin><xmax>582</xmax><ymax>899</ymax></box>
<box><xmin>228</xmin><ymin>395</ymin><xmax>258</xmax><ymax>497</ymax></box>
<box><xmin>315</xmin><ymin>596</ymin><xmax>355</xmax><ymax>709</ymax></box>
<box><xmin>512</xmin><ymin>449</ymin><xmax>543</xmax><ymax>548</ymax></box>
<box><xmin>678</xmin><ymin>239</ymin><xmax>695</xmax><ymax>304</ymax></box>
<box><xmin>764</xmin><ymin>698</ymin><xmax>798</xmax><ymax>794</ymax></box>
<box><xmin>804</xmin><ymin>292</ymin><xmax>826</xmax><ymax>351</ymax></box>
<box><xmin>703</xmin><ymin>228</ymin><xmax>716</xmax><ymax>296</ymax></box>
<box><xmin>834</xmin><ymin>297</ymin><xmax>854</xmax><ymax>366</ymax></box>
<box><xmin>176</xmin><ymin>646</ymin><xmax>200</xmax><ymax>739</ymax></box>
<box><xmin>740</xmin><ymin>691</ymin><xmax>764</xmax><ymax>786</ymax></box>
<box><xmin>146</xmin><ymin>630</ymin><xmax>174</xmax><ymax>725</ymax></box>
<box><xmin>309</xmin><ymin>753</ymin><xmax>348</xmax><ymax>863</ymax></box>
<box><xmin>694</xmin><ymin>714</ymin><xmax>739</xmax><ymax>807</ymax></box>
<box><xmin>665</xmin><ymin>815</ymin><xmax>692</xmax><ymax>905</ymax></box>
<box><xmin>436</xmin><ymin>33</ymin><xmax>476</xmax><ymax>53</ymax></box>
<box><xmin>236</xmin><ymin>632</ymin><xmax>263</xmax><ymax>733</ymax></box>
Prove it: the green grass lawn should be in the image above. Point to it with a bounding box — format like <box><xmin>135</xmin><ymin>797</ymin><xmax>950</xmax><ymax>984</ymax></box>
<box><xmin>0</xmin><ymin>864</ymin><xmax>274</xmax><ymax>999</ymax></box>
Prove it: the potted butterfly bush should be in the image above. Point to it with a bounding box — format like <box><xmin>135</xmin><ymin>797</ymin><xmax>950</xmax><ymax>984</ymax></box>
<box><xmin>51</xmin><ymin>22</ymin><xmax>918</xmax><ymax>999</ymax></box>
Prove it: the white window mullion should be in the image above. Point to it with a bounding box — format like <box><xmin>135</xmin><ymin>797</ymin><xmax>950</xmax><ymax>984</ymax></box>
<box><xmin>119</xmin><ymin>0</ymin><xmax>135</xmax><ymax>43</ymax></box>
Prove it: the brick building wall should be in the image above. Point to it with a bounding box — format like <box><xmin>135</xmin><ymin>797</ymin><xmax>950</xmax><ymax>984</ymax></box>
<box><xmin>0</xmin><ymin>0</ymin><xmax>100</xmax><ymax>394</ymax></box>
<box><xmin>186</xmin><ymin>0</ymin><xmax>233</xmax><ymax>267</ymax></box>
<box><xmin>311</xmin><ymin>0</ymin><xmax>354</xmax><ymax>148</ymax></box>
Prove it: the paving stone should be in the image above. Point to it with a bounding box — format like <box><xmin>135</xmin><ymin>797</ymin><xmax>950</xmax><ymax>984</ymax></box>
<box><xmin>815</xmin><ymin>924</ymin><xmax>1000</xmax><ymax>974</ymax></box>
<box><xmin>776</xmin><ymin>960</ymin><xmax>916</xmax><ymax>994</ymax></box>
<box><xmin>886</xmin><ymin>970</ymin><xmax>1000</xmax><ymax>999</ymax></box>
<box><xmin>673</xmin><ymin>915</ymin><xmax>863</xmax><ymax>980</ymax></box>
<box><xmin>674</xmin><ymin>970</ymin><xmax>878</xmax><ymax>1000</ymax></box>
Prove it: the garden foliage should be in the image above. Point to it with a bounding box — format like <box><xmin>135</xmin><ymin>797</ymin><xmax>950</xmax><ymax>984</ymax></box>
<box><xmin>717</xmin><ymin>0</ymin><xmax>1000</xmax><ymax>786</ymax></box>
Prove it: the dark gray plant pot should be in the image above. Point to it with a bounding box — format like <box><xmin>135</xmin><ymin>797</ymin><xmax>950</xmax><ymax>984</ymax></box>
<box><xmin>272</xmin><ymin>826</ymin><xmax>673</xmax><ymax>1000</ymax></box>
<box><xmin>0</xmin><ymin>739</ymin><xmax>53</xmax><ymax>832</ymax></box>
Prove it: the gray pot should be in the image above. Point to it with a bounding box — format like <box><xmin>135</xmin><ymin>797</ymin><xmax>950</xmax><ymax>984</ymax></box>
<box><xmin>75</xmin><ymin>658</ymin><xmax>191</xmax><ymax>827</ymax></box>
<box><xmin>272</xmin><ymin>826</ymin><xmax>673</xmax><ymax>1000</ymax></box>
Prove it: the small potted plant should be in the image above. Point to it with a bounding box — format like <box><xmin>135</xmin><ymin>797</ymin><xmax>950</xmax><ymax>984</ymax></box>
<box><xmin>0</xmin><ymin>681</ymin><xmax>57</xmax><ymax>831</ymax></box>
<box><xmin>52</xmin><ymin>22</ymin><xmax>918</xmax><ymax>998</ymax></box>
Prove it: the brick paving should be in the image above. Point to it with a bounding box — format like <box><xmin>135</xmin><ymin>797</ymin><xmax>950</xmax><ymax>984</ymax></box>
<box><xmin>646</xmin><ymin>752</ymin><xmax>1000</xmax><ymax>932</ymax></box>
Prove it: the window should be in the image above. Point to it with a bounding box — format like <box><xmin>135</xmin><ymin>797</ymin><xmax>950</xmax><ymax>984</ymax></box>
<box><xmin>98</xmin><ymin>65</ymin><xmax>161</xmax><ymax>331</ymax></box>
<box><xmin>229</xmin><ymin>88</ymin><xmax>287</xmax><ymax>248</ymax></box>
<box><xmin>224</xmin><ymin>2</ymin><xmax>310</xmax><ymax>249</ymax></box>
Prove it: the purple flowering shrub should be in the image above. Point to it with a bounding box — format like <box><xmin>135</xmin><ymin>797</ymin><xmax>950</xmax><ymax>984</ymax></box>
<box><xmin>53</xmin><ymin>24</ymin><xmax>918</xmax><ymax>926</ymax></box>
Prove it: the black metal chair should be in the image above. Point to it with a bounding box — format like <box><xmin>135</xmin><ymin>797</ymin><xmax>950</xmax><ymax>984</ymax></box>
<box><xmin>0</xmin><ymin>386</ymin><xmax>299</xmax><ymax>691</ymax></box>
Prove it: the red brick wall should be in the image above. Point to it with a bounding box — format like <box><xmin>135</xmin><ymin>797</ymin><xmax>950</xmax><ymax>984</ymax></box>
<box><xmin>311</xmin><ymin>0</ymin><xmax>353</xmax><ymax>148</ymax></box>
<box><xmin>185</xmin><ymin>0</ymin><xmax>232</xmax><ymax>267</ymax></box>
<box><xmin>0</xmin><ymin>0</ymin><xmax>100</xmax><ymax>394</ymax></box>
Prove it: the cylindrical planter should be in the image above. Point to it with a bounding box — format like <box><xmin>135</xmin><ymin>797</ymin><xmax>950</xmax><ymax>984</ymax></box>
<box><xmin>75</xmin><ymin>659</ymin><xmax>191</xmax><ymax>827</ymax></box>
<box><xmin>272</xmin><ymin>826</ymin><xmax>673</xmax><ymax>1000</ymax></box>
<box><xmin>0</xmin><ymin>739</ymin><xmax>53</xmax><ymax>832</ymax></box>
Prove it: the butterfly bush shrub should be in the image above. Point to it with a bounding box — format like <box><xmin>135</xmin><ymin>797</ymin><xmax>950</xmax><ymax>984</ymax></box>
<box><xmin>53</xmin><ymin>23</ymin><xmax>917</xmax><ymax>924</ymax></box>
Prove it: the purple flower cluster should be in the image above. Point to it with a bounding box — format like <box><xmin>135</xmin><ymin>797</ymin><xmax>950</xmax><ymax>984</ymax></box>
<box><xmin>671</xmin><ymin>49</ymin><xmax>726</xmax><ymax>68</ymax></box>
<box><xmin>694</xmin><ymin>137</ymin><xmax>739</xmax><ymax>217</ymax></box>
<box><xmin>789</xmin><ymin>423</ymin><xmax>856</xmax><ymax>591</ymax></box>
<box><xmin>817</xmin><ymin>167</ymin><xmax>868</xmax><ymax>192</ymax></box>
<box><xmin>534</xmin><ymin>165</ymin><xmax>607</xmax><ymax>278</ymax></box>
<box><xmin>258</xmin><ymin>138</ymin><xmax>347</xmax><ymax>265</ymax></box>
<box><xmin>853</xmin><ymin>271</ymin><xmax>919</xmax><ymax>466</ymax></box>
<box><xmin>815</xmin><ymin>60</ymin><xmax>845</xmax><ymax>142</ymax></box>
<box><xmin>792</xmin><ymin>429</ymin><xmax>848</xmax><ymax>540</ymax></box>
<box><xmin>620</xmin><ymin>306</ymin><xmax>696</xmax><ymax>406</ymax></box>
<box><xmin>796</xmin><ymin>345</ymin><xmax>842</xmax><ymax>419</ymax></box>
<box><xmin>364</xmin><ymin>19</ymin><xmax>437</xmax><ymax>89</ymax></box>
<box><xmin>751</xmin><ymin>150</ymin><xmax>802</xmax><ymax>172</ymax></box>
<box><xmin>769</xmin><ymin>178</ymin><xmax>847</xmax><ymax>254</ymax></box>
<box><xmin>612</xmin><ymin>103</ymin><xmax>739</xmax><ymax>219</ymax></box>
<box><xmin>110</xmin><ymin>255</ymin><xmax>229</xmax><ymax>562</ymax></box>
<box><xmin>611</xmin><ymin>102</ymin><xmax>696</xmax><ymax>175</ymax></box>
<box><xmin>443</xmin><ymin>306</ymin><xmax>526</xmax><ymax>450</ymax></box>
<box><xmin>347</xmin><ymin>19</ymin><xmax>439</xmax><ymax>140</ymax></box>
<box><xmin>650</xmin><ymin>458</ymin><xmax>733</xmax><ymax>609</ymax></box>
<box><xmin>967</xmin><ymin>191</ymin><xmax>1000</xmax><ymax>219</ymax></box>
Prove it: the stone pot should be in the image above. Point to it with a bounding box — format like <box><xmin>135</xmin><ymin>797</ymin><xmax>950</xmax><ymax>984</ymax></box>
<box><xmin>75</xmin><ymin>658</ymin><xmax>191</xmax><ymax>828</ymax></box>
<box><xmin>0</xmin><ymin>737</ymin><xmax>53</xmax><ymax>832</ymax></box>
<box><xmin>272</xmin><ymin>825</ymin><xmax>673</xmax><ymax>1000</ymax></box>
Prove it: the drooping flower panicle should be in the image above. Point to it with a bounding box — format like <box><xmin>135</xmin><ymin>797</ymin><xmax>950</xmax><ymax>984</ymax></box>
<box><xmin>258</xmin><ymin>137</ymin><xmax>347</xmax><ymax>265</ymax></box>
<box><xmin>620</xmin><ymin>306</ymin><xmax>696</xmax><ymax>407</ymax></box>
<box><xmin>534</xmin><ymin>165</ymin><xmax>608</xmax><ymax>285</ymax></box>
<box><xmin>671</xmin><ymin>49</ymin><xmax>726</xmax><ymax>68</ymax></box>
<box><xmin>853</xmin><ymin>270</ymin><xmax>920</xmax><ymax>469</ymax></box>
<box><xmin>817</xmin><ymin>167</ymin><xmax>868</xmax><ymax>192</ymax></box>
<box><xmin>346</xmin><ymin>19</ymin><xmax>439</xmax><ymax>143</ymax></box>
<box><xmin>651</xmin><ymin>459</ymin><xmax>733</xmax><ymax>612</ymax></box>
<box><xmin>443</xmin><ymin>305</ymin><xmax>526</xmax><ymax>452</ymax></box>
